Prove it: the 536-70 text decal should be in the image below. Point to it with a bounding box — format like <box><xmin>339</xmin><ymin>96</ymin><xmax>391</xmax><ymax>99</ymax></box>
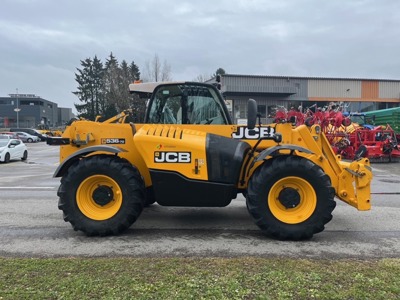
<box><xmin>101</xmin><ymin>138</ymin><xmax>126</xmax><ymax>144</ymax></box>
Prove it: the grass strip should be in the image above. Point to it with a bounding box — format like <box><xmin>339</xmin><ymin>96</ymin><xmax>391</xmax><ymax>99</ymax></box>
<box><xmin>0</xmin><ymin>257</ymin><xmax>399</xmax><ymax>299</ymax></box>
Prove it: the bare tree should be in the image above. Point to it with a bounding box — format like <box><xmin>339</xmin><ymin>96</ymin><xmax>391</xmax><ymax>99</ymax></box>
<box><xmin>142</xmin><ymin>54</ymin><xmax>172</xmax><ymax>82</ymax></box>
<box><xmin>193</xmin><ymin>74</ymin><xmax>212</xmax><ymax>82</ymax></box>
<box><xmin>161</xmin><ymin>59</ymin><xmax>172</xmax><ymax>81</ymax></box>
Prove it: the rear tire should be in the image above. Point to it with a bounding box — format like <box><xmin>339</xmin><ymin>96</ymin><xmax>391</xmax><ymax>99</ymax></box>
<box><xmin>246</xmin><ymin>156</ymin><xmax>336</xmax><ymax>240</ymax></box>
<box><xmin>4</xmin><ymin>153</ymin><xmax>10</xmax><ymax>163</ymax></box>
<box><xmin>57</xmin><ymin>155</ymin><xmax>146</xmax><ymax>236</ymax></box>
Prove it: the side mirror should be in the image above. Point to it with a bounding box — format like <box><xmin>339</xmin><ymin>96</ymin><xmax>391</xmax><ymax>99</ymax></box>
<box><xmin>247</xmin><ymin>99</ymin><xmax>257</xmax><ymax>129</ymax></box>
<box><xmin>214</xmin><ymin>75</ymin><xmax>222</xmax><ymax>90</ymax></box>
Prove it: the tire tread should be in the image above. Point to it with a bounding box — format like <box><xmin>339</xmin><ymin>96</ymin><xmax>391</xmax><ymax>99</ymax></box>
<box><xmin>57</xmin><ymin>155</ymin><xmax>145</xmax><ymax>236</ymax></box>
<box><xmin>247</xmin><ymin>156</ymin><xmax>336</xmax><ymax>240</ymax></box>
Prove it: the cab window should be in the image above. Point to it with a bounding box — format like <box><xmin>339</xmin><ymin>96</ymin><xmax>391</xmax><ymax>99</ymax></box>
<box><xmin>147</xmin><ymin>84</ymin><xmax>228</xmax><ymax>125</ymax></box>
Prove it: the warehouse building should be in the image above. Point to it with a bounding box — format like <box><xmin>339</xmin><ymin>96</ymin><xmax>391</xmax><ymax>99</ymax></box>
<box><xmin>208</xmin><ymin>74</ymin><xmax>400</xmax><ymax>124</ymax></box>
<box><xmin>0</xmin><ymin>93</ymin><xmax>74</xmax><ymax>128</ymax></box>
<box><xmin>3</xmin><ymin>75</ymin><xmax>399</xmax><ymax>127</ymax></box>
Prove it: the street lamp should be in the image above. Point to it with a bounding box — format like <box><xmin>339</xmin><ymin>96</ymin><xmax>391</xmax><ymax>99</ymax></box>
<box><xmin>13</xmin><ymin>88</ymin><xmax>21</xmax><ymax>128</ymax></box>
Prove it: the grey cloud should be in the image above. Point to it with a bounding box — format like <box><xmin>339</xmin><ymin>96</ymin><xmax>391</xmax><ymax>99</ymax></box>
<box><xmin>0</xmin><ymin>0</ymin><xmax>399</xmax><ymax>111</ymax></box>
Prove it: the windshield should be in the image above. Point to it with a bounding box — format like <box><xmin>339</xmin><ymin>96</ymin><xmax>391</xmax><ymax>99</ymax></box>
<box><xmin>147</xmin><ymin>84</ymin><xmax>229</xmax><ymax>125</ymax></box>
<box><xmin>350</xmin><ymin>115</ymin><xmax>366</xmax><ymax>125</ymax></box>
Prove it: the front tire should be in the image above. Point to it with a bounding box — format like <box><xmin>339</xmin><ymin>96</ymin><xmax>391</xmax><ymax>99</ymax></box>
<box><xmin>246</xmin><ymin>156</ymin><xmax>336</xmax><ymax>240</ymax></box>
<box><xmin>21</xmin><ymin>150</ymin><xmax>28</xmax><ymax>161</ymax></box>
<box><xmin>57</xmin><ymin>155</ymin><xmax>146</xmax><ymax>236</ymax></box>
<box><xmin>4</xmin><ymin>153</ymin><xmax>10</xmax><ymax>163</ymax></box>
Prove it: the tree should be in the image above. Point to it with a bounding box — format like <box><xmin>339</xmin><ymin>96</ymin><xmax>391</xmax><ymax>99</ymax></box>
<box><xmin>73</xmin><ymin>56</ymin><xmax>104</xmax><ymax>120</ymax></box>
<box><xmin>119</xmin><ymin>60</ymin><xmax>132</xmax><ymax>111</ymax></box>
<box><xmin>142</xmin><ymin>54</ymin><xmax>172</xmax><ymax>82</ymax></box>
<box><xmin>103</xmin><ymin>52</ymin><xmax>121</xmax><ymax>114</ymax></box>
<box><xmin>193</xmin><ymin>74</ymin><xmax>212</xmax><ymax>82</ymax></box>
<box><xmin>213</xmin><ymin>68</ymin><xmax>226</xmax><ymax>77</ymax></box>
<box><xmin>160</xmin><ymin>59</ymin><xmax>172</xmax><ymax>81</ymax></box>
<box><xmin>73</xmin><ymin>53</ymin><xmax>144</xmax><ymax>120</ymax></box>
<box><xmin>119</xmin><ymin>59</ymin><xmax>142</xmax><ymax>112</ymax></box>
<box><xmin>129</xmin><ymin>60</ymin><xmax>140</xmax><ymax>81</ymax></box>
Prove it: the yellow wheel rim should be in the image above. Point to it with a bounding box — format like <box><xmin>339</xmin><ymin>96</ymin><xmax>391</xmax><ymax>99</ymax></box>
<box><xmin>268</xmin><ymin>176</ymin><xmax>317</xmax><ymax>224</ymax></box>
<box><xmin>76</xmin><ymin>175</ymin><xmax>122</xmax><ymax>221</ymax></box>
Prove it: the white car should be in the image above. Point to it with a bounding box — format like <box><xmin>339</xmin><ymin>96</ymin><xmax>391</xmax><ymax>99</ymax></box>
<box><xmin>15</xmin><ymin>132</ymin><xmax>40</xmax><ymax>143</ymax></box>
<box><xmin>0</xmin><ymin>138</ymin><xmax>28</xmax><ymax>163</ymax></box>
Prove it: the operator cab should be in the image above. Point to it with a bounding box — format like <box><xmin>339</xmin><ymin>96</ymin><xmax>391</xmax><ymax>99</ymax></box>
<box><xmin>129</xmin><ymin>81</ymin><xmax>232</xmax><ymax>125</ymax></box>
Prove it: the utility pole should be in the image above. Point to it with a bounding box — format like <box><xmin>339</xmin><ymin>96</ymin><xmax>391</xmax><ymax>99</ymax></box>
<box><xmin>15</xmin><ymin>88</ymin><xmax>20</xmax><ymax>128</ymax></box>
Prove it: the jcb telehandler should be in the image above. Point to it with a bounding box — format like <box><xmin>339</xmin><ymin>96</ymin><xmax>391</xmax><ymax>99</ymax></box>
<box><xmin>48</xmin><ymin>80</ymin><xmax>372</xmax><ymax>240</ymax></box>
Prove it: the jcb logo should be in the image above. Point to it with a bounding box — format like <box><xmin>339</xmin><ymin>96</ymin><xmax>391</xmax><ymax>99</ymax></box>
<box><xmin>154</xmin><ymin>151</ymin><xmax>191</xmax><ymax>163</ymax></box>
<box><xmin>232</xmin><ymin>126</ymin><xmax>275</xmax><ymax>139</ymax></box>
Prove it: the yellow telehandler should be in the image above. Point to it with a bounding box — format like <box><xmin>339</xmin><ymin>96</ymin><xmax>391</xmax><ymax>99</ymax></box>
<box><xmin>47</xmin><ymin>80</ymin><xmax>372</xmax><ymax>240</ymax></box>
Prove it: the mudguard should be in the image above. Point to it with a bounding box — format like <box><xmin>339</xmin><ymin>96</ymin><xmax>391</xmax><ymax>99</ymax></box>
<box><xmin>255</xmin><ymin>144</ymin><xmax>314</xmax><ymax>162</ymax></box>
<box><xmin>53</xmin><ymin>145</ymin><xmax>126</xmax><ymax>177</ymax></box>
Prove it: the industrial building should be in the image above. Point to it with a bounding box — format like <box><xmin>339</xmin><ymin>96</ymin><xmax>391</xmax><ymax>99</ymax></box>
<box><xmin>0</xmin><ymin>93</ymin><xmax>74</xmax><ymax>129</ymax></box>
<box><xmin>208</xmin><ymin>74</ymin><xmax>400</xmax><ymax>124</ymax></box>
<box><xmin>2</xmin><ymin>75</ymin><xmax>399</xmax><ymax>127</ymax></box>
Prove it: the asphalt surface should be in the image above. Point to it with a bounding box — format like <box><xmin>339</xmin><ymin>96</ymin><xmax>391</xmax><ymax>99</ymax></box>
<box><xmin>0</xmin><ymin>142</ymin><xmax>399</xmax><ymax>259</ymax></box>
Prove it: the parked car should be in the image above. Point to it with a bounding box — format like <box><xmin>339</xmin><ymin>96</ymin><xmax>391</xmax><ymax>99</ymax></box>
<box><xmin>15</xmin><ymin>132</ymin><xmax>40</xmax><ymax>143</ymax></box>
<box><xmin>0</xmin><ymin>138</ymin><xmax>28</xmax><ymax>163</ymax></box>
<box><xmin>9</xmin><ymin>128</ymin><xmax>47</xmax><ymax>141</ymax></box>
<box><xmin>0</xmin><ymin>132</ymin><xmax>20</xmax><ymax>139</ymax></box>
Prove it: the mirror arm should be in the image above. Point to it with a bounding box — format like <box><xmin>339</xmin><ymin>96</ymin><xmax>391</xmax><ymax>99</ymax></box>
<box><xmin>257</xmin><ymin>113</ymin><xmax>262</xmax><ymax>127</ymax></box>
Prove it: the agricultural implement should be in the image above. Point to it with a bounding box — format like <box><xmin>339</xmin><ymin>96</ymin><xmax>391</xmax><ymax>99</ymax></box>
<box><xmin>271</xmin><ymin>104</ymin><xmax>400</xmax><ymax>162</ymax></box>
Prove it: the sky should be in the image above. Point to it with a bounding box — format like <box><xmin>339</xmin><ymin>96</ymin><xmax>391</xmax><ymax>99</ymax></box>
<box><xmin>1</xmin><ymin>0</ymin><xmax>399</xmax><ymax>113</ymax></box>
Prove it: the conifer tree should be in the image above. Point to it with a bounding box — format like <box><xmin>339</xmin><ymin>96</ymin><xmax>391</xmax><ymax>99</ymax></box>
<box><xmin>103</xmin><ymin>52</ymin><xmax>121</xmax><ymax>113</ymax></box>
<box><xmin>73</xmin><ymin>54</ymin><xmax>143</xmax><ymax>120</ymax></box>
<box><xmin>73</xmin><ymin>56</ymin><xmax>104</xmax><ymax>119</ymax></box>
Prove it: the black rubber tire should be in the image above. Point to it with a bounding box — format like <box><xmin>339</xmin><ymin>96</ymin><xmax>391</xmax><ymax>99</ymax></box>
<box><xmin>27</xmin><ymin>138</ymin><xmax>33</xmax><ymax>143</ymax></box>
<box><xmin>246</xmin><ymin>156</ymin><xmax>336</xmax><ymax>240</ymax></box>
<box><xmin>4</xmin><ymin>153</ymin><xmax>10</xmax><ymax>163</ymax></box>
<box><xmin>21</xmin><ymin>150</ymin><xmax>28</xmax><ymax>161</ymax></box>
<box><xmin>57</xmin><ymin>155</ymin><xmax>146</xmax><ymax>236</ymax></box>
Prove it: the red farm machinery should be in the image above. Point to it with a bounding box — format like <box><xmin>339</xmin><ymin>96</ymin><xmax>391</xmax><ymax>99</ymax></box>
<box><xmin>271</xmin><ymin>103</ymin><xmax>400</xmax><ymax>162</ymax></box>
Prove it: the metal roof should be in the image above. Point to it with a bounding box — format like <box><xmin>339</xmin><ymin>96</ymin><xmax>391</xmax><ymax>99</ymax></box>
<box><xmin>128</xmin><ymin>81</ymin><xmax>186</xmax><ymax>94</ymax></box>
<box><xmin>214</xmin><ymin>74</ymin><xmax>400</xmax><ymax>82</ymax></box>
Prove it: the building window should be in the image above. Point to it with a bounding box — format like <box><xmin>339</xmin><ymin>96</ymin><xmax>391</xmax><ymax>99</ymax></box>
<box><xmin>234</xmin><ymin>103</ymin><xmax>246</xmax><ymax>119</ymax></box>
